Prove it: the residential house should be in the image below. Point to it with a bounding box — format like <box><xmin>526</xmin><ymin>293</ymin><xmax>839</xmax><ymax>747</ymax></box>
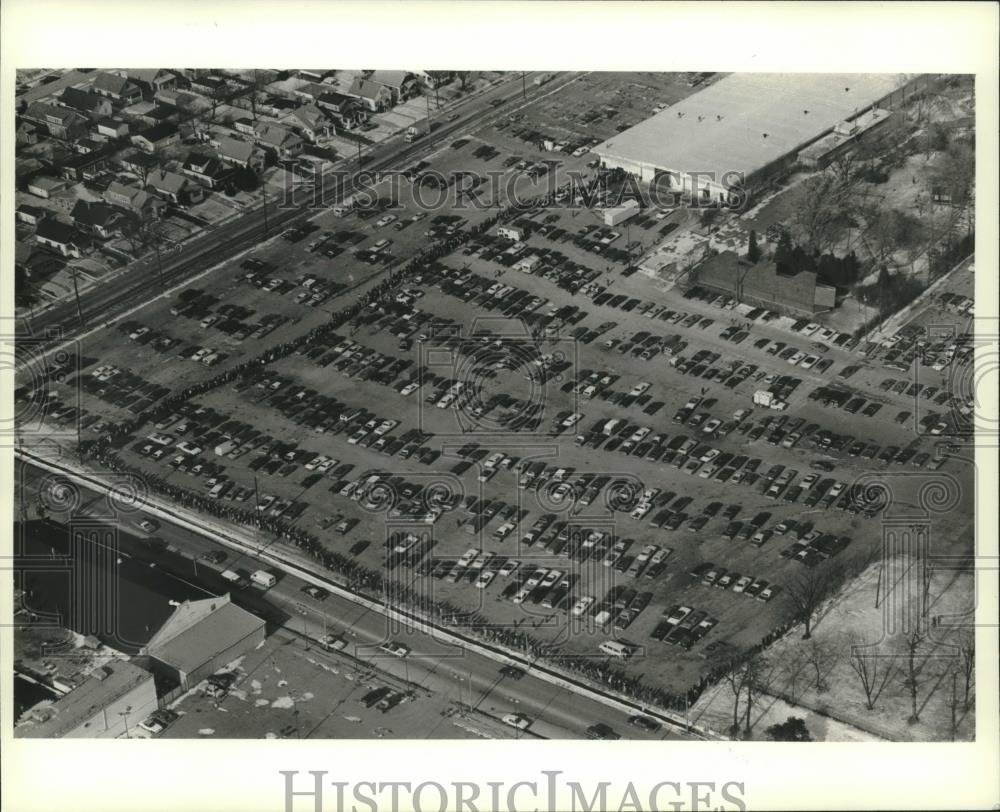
<box><xmin>369</xmin><ymin>70</ymin><xmax>418</xmax><ymax>103</ymax></box>
<box><xmin>103</xmin><ymin>181</ymin><xmax>166</xmax><ymax>217</ymax></box>
<box><xmin>27</xmin><ymin>175</ymin><xmax>67</xmax><ymax>199</ymax></box>
<box><xmin>131</xmin><ymin>121</ymin><xmax>180</xmax><ymax>153</ymax></box>
<box><xmin>131</xmin><ymin>105</ymin><xmax>177</xmax><ymax>128</ymax></box>
<box><xmin>188</xmin><ymin>74</ymin><xmax>229</xmax><ymax>98</ymax></box>
<box><xmin>414</xmin><ymin>70</ymin><xmax>455</xmax><ymax>89</ymax></box>
<box><xmin>16</xmin><ymin>120</ymin><xmax>40</xmax><ymax>145</ymax></box>
<box><xmin>233</xmin><ymin>117</ymin><xmax>256</xmax><ymax>136</ymax></box>
<box><xmin>35</xmin><ymin>219</ymin><xmax>83</xmax><ymax>258</ymax></box>
<box><xmin>346</xmin><ymin>78</ymin><xmax>393</xmax><ymax>113</ymax></box>
<box><xmin>16</xmin><ymin>205</ymin><xmax>49</xmax><ymax>227</ymax></box>
<box><xmin>146</xmin><ymin>169</ymin><xmax>205</xmax><ymax>205</ymax></box>
<box><xmin>119</xmin><ymin>151</ymin><xmax>161</xmax><ymax>178</ymax></box>
<box><xmin>182</xmin><ymin>151</ymin><xmax>232</xmax><ymax>189</ymax></box>
<box><xmin>254</xmin><ymin>121</ymin><xmax>303</xmax><ymax>160</ymax></box>
<box><xmin>284</xmin><ymin>103</ymin><xmax>335</xmax><ymax>142</ymax></box>
<box><xmin>59</xmin><ymin>87</ymin><xmax>114</xmax><ymax>119</ymax></box>
<box><xmin>218</xmin><ymin>136</ymin><xmax>266</xmax><ymax>172</ymax></box>
<box><xmin>23</xmin><ymin>102</ymin><xmax>87</xmax><ymax>140</ymax></box>
<box><xmin>116</xmin><ymin>69</ymin><xmax>178</xmax><ymax>99</ymax></box>
<box><xmin>92</xmin><ymin>71</ymin><xmax>143</xmax><ymax>105</ymax></box>
<box><xmin>95</xmin><ymin>118</ymin><xmax>130</xmax><ymax>140</ymax></box>
<box><xmin>71</xmin><ymin>200</ymin><xmax>124</xmax><ymax>239</ymax></box>
<box><xmin>59</xmin><ymin>149</ymin><xmax>113</xmax><ymax>182</ymax></box>
<box><xmin>316</xmin><ymin>92</ymin><xmax>367</xmax><ymax>129</ymax></box>
<box><xmin>73</xmin><ymin>137</ymin><xmax>106</xmax><ymax>155</ymax></box>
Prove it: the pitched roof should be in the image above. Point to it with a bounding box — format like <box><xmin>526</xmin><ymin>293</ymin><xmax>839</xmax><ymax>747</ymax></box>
<box><xmin>93</xmin><ymin>71</ymin><xmax>134</xmax><ymax>96</ymax></box>
<box><xmin>370</xmin><ymin>70</ymin><xmax>412</xmax><ymax>90</ymax></box>
<box><xmin>147</xmin><ymin>594</ymin><xmax>265</xmax><ymax>675</ymax></box>
<box><xmin>36</xmin><ymin>219</ymin><xmax>79</xmax><ymax>244</ymax></box>
<box><xmin>289</xmin><ymin>103</ymin><xmax>328</xmax><ymax>129</ymax></box>
<box><xmin>25</xmin><ymin>101</ymin><xmax>80</xmax><ymax>126</ymax></box>
<box><xmin>254</xmin><ymin>121</ymin><xmax>298</xmax><ymax>148</ymax></box>
<box><xmin>60</xmin><ymin>87</ymin><xmax>106</xmax><ymax>113</ymax></box>
<box><xmin>218</xmin><ymin>135</ymin><xmax>257</xmax><ymax>162</ymax></box>
<box><xmin>71</xmin><ymin>200</ymin><xmax>121</xmax><ymax>227</ymax></box>
<box><xmin>348</xmin><ymin>78</ymin><xmax>390</xmax><ymax>101</ymax></box>
<box><xmin>146</xmin><ymin>169</ymin><xmax>187</xmax><ymax>195</ymax></box>
<box><xmin>138</xmin><ymin>121</ymin><xmax>179</xmax><ymax>143</ymax></box>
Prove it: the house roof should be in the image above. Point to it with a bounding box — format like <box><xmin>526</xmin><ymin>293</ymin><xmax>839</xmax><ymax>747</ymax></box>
<box><xmin>370</xmin><ymin>70</ymin><xmax>413</xmax><ymax>90</ymax></box>
<box><xmin>137</xmin><ymin>121</ymin><xmax>179</xmax><ymax>143</ymax></box>
<box><xmin>36</xmin><ymin>219</ymin><xmax>79</xmax><ymax>244</ymax></box>
<box><xmin>17</xmin><ymin>204</ymin><xmax>49</xmax><ymax>219</ymax></box>
<box><xmin>60</xmin><ymin>87</ymin><xmax>106</xmax><ymax>113</ymax></box>
<box><xmin>184</xmin><ymin>151</ymin><xmax>227</xmax><ymax>177</ymax></box>
<box><xmin>125</xmin><ymin>68</ymin><xmax>174</xmax><ymax>85</ymax></box>
<box><xmin>348</xmin><ymin>78</ymin><xmax>390</xmax><ymax>101</ymax></box>
<box><xmin>72</xmin><ymin>200</ymin><xmax>121</xmax><ymax>227</ymax></box>
<box><xmin>93</xmin><ymin>71</ymin><xmax>135</xmax><ymax>97</ymax></box>
<box><xmin>254</xmin><ymin>122</ymin><xmax>299</xmax><ymax>148</ymax></box>
<box><xmin>25</xmin><ymin>101</ymin><xmax>81</xmax><ymax>126</ymax></box>
<box><xmin>147</xmin><ymin>595</ymin><xmax>265</xmax><ymax>676</ymax></box>
<box><xmin>289</xmin><ymin>103</ymin><xmax>328</xmax><ymax>130</ymax></box>
<box><xmin>146</xmin><ymin>169</ymin><xmax>187</xmax><ymax>195</ymax></box>
<box><xmin>218</xmin><ymin>136</ymin><xmax>257</xmax><ymax>162</ymax></box>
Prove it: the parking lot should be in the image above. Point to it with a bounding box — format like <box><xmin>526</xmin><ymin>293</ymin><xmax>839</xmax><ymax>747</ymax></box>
<box><xmin>26</xmin><ymin>71</ymin><xmax>976</xmax><ymax>707</ymax></box>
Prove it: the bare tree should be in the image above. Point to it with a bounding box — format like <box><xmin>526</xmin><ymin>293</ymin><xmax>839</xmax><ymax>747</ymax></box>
<box><xmin>901</xmin><ymin>628</ymin><xmax>925</xmax><ymax>723</ymax></box>
<box><xmin>720</xmin><ymin>658</ymin><xmax>746</xmax><ymax>740</ymax></box>
<box><xmin>847</xmin><ymin>635</ymin><xmax>896</xmax><ymax>711</ymax></box>
<box><xmin>803</xmin><ymin>637</ymin><xmax>837</xmax><ymax>693</ymax></box>
<box><xmin>742</xmin><ymin>653</ymin><xmax>773</xmax><ymax>739</ymax></box>
<box><xmin>785</xmin><ymin>563</ymin><xmax>842</xmax><ymax>639</ymax></box>
<box><xmin>794</xmin><ymin>164</ymin><xmax>859</xmax><ymax>254</ymax></box>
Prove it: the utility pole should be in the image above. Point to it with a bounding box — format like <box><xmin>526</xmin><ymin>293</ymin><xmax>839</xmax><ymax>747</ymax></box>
<box><xmin>522</xmin><ymin>73</ymin><xmax>527</xmax><ymax>100</ymax></box>
<box><xmin>151</xmin><ymin>217</ymin><xmax>164</xmax><ymax>287</ymax></box>
<box><xmin>357</xmin><ymin>139</ymin><xmax>363</xmax><ymax>169</ymax></box>
<box><xmin>69</xmin><ymin>266</ymin><xmax>84</xmax><ymax>328</ymax></box>
<box><xmin>118</xmin><ymin>705</ymin><xmax>132</xmax><ymax>738</ymax></box>
<box><xmin>261</xmin><ymin>183</ymin><xmax>270</xmax><ymax>239</ymax></box>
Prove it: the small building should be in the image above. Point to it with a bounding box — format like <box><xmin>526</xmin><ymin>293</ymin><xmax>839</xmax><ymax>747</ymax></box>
<box><xmin>27</xmin><ymin>175</ymin><xmax>67</xmax><ymax>199</ymax></box>
<box><xmin>232</xmin><ymin>117</ymin><xmax>256</xmax><ymax>136</ymax></box>
<box><xmin>254</xmin><ymin>121</ymin><xmax>303</xmax><ymax>160</ymax></box>
<box><xmin>92</xmin><ymin>71</ymin><xmax>143</xmax><ymax>105</ymax></box>
<box><xmin>315</xmin><ymin>91</ymin><xmax>367</xmax><ymax>129</ymax></box>
<box><xmin>15</xmin><ymin>204</ymin><xmax>49</xmax><ymax>227</ymax></box>
<box><xmin>146</xmin><ymin>168</ymin><xmax>204</xmax><ymax>205</ymax></box>
<box><xmin>516</xmin><ymin>254</ymin><xmax>543</xmax><ymax>273</ymax></box>
<box><xmin>142</xmin><ymin>594</ymin><xmax>266</xmax><ymax>691</ymax></box>
<box><xmin>217</xmin><ymin>136</ymin><xmax>266</xmax><ymax>172</ymax></box>
<box><xmin>131</xmin><ymin>121</ymin><xmax>180</xmax><ymax>154</ymax></box>
<box><xmin>15</xmin><ymin>660</ymin><xmax>158</xmax><ymax>739</ymax></box>
<box><xmin>23</xmin><ymin>101</ymin><xmax>88</xmax><ymax>140</ymax></box>
<box><xmin>285</xmin><ymin>103</ymin><xmax>335</xmax><ymax>142</ymax></box>
<box><xmin>59</xmin><ymin>87</ymin><xmax>114</xmax><ymax>119</ymax></box>
<box><xmin>35</xmin><ymin>219</ymin><xmax>83</xmax><ymax>258</ymax></box>
<box><xmin>103</xmin><ymin>181</ymin><xmax>165</xmax><ymax>216</ymax></box>
<box><xmin>95</xmin><ymin>118</ymin><xmax>130</xmax><ymax>139</ymax></box>
<box><xmin>369</xmin><ymin>70</ymin><xmax>418</xmax><ymax>104</ymax></box>
<box><xmin>603</xmin><ymin>199</ymin><xmax>640</xmax><ymax>227</ymax></box>
<box><xmin>346</xmin><ymin>78</ymin><xmax>393</xmax><ymax>113</ymax></box>
<box><xmin>71</xmin><ymin>200</ymin><xmax>124</xmax><ymax>239</ymax></box>
<box><xmin>16</xmin><ymin>120</ymin><xmax>40</xmax><ymax>145</ymax></box>
<box><xmin>182</xmin><ymin>151</ymin><xmax>232</xmax><ymax>189</ymax></box>
<box><xmin>116</xmin><ymin>69</ymin><xmax>177</xmax><ymax>98</ymax></box>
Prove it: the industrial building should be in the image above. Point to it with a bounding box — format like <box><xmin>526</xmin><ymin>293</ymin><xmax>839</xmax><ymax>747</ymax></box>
<box><xmin>143</xmin><ymin>593</ymin><xmax>266</xmax><ymax>690</ymax></box>
<box><xmin>594</xmin><ymin>73</ymin><xmax>915</xmax><ymax>203</ymax></box>
<box><xmin>17</xmin><ymin>660</ymin><xmax>158</xmax><ymax>738</ymax></box>
<box><xmin>692</xmin><ymin>250</ymin><xmax>837</xmax><ymax>316</ymax></box>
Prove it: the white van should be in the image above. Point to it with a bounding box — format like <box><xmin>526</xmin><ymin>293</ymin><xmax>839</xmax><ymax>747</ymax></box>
<box><xmin>599</xmin><ymin>640</ymin><xmax>636</xmax><ymax>660</ymax></box>
<box><xmin>250</xmin><ymin>570</ymin><xmax>276</xmax><ymax>589</ymax></box>
<box><xmin>221</xmin><ymin>570</ymin><xmax>241</xmax><ymax>584</ymax></box>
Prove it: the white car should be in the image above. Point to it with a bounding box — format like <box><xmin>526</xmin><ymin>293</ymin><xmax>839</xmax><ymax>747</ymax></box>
<box><xmin>788</xmin><ymin>351</ymin><xmax>807</xmax><ymax>365</ymax></box>
<box><xmin>732</xmin><ymin>575</ymin><xmax>753</xmax><ymax>593</ymax></box>
<box><xmin>129</xmin><ymin>326</ymin><xmax>150</xmax><ymax>341</ymax></box>
<box><xmin>498</xmin><ymin>560</ymin><xmax>520</xmax><ymax>577</ymax></box>
<box><xmin>550</xmin><ymin>482</ymin><xmax>573</xmax><ymax>503</ymax></box>
<box><xmin>474</xmin><ymin>570</ymin><xmax>496</xmax><ymax>589</ymax></box>
<box><xmin>375</xmin><ymin>214</ymin><xmax>397</xmax><ymax>227</ymax></box>
<box><xmin>629</xmin><ymin>381</ymin><xmax>652</xmax><ymax>397</ymax></box>
<box><xmin>571</xmin><ymin>596</ymin><xmax>595</xmax><ymax>616</ymax></box>
<box><xmin>561</xmin><ymin>412</ymin><xmax>583</xmax><ymax>428</ymax></box>
<box><xmin>502</xmin><ymin>713</ymin><xmax>532</xmax><ymax>730</ymax></box>
<box><xmin>400</xmin><ymin>382</ymin><xmax>419</xmax><ymax>396</ymax></box>
<box><xmin>799</xmin><ymin>354</ymin><xmax>819</xmax><ymax>369</ymax></box>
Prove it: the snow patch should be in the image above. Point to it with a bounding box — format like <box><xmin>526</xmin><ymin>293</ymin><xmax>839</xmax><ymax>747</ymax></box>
<box><xmin>271</xmin><ymin>696</ymin><xmax>295</xmax><ymax>710</ymax></box>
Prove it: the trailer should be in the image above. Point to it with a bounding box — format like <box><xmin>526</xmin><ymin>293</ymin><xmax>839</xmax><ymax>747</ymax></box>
<box><xmin>603</xmin><ymin>199</ymin><xmax>640</xmax><ymax>227</ymax></box>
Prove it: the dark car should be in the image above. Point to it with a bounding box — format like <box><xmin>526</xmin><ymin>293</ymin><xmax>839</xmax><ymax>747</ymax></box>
<box><xmin>628</xmin><ymin>715</ymin><xmax>661</xmax><ymax>732</ymax></box>
<box><xmin>586</xmin><ymin>722</ymin><xmax>621</xmax><ymax>740</ymax></box>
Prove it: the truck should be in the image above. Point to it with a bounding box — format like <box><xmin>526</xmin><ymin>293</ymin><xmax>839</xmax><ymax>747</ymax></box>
<box><xmin>533</xmin><ymin>73</ymin><xmax>553</xmax><ymax>86</ymax></box>
<box><xmin>405</xmin><ymin>125</ymin><xmax>424</xmax><ymax>143</ymax></box>
<box><xmin>333</xmin><ymin>195</ymin><xmax>358</xmax><ymax>217</ymax></box>
<box><xmin>753</xmin><ymin>390</ymin><xmax>788</xmax><ymax>411</ymax></box>
<box><xmin>250</xmin><ymin>570</ymin><xmax>277</xmax><ymax>589</ymax></box>
<box><xmin>221</xmin><ymin>570</ymin><xmax>242</xmax><ymax>584</ymax></box>
<box><xmin>603</xmin><ymin>199</ymin><xmax>640</xmax><ymax>227</ymax></box>
<box><xmin>602</xmin><ymin>418</ymin><xmax>622</xmax><ymax>437</ymax></box>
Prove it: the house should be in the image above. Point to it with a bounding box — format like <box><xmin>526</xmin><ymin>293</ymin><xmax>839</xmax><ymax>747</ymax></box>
<box><xmin>285</xmin><ymin>103</ymin><xmax>335</xmax><ymax>142</ymax></box>
<box><xmin>16</xmin><ymin>204</ymin><xmax>49</xmax><ymax>227</ymax></box>
<box><xmin>16</xmin><ymin>120</ymin><xmax>40</xmax><ymax>145</ymax></box>
<box><xmin>95</xmin><ymin>118</ymin><xmax>130</xmax><ymax>139</ymax></box>
<box><xmin>188</xmin><ymin>74</ymin><xmax>229</xmax><ymax>98</ymax></box>
<box><xmin>414</xmin><ymin>70</ymin><xmax>455</xmax><ymax>89</ymax></box>
<box><xmin>131</xmin><ymin>105</ymin><xmax>177</xmax><ymax>128</ymax></box>
<box><xmin>103</xmin><ymin>181</ymin><xmax>166</xmax><ymax>216</ymax></box>
<box><xmin>146</xmin><ymin>169</ymin><xmax>205</xmax><ymax>205</ymax></box>
<box><xmin>253</xmin><ymin>121</ymin><xmax>303</xmax><ymax>159</ymax></box>
<box><xmin>27</xmin><ymin>175</ymin><xmax>67</xmax><ymax>199</ymax></box>
<box><xmin>116</xmin><ymin>69</ymin><xmax>177</xmax><ymax>98</ymax></box>
<box><xmin>73</xmin><ymin>137</ymin><xmax>106</xmax><ymax>155</ymax></box>
<box><xmin>346</xmin><ymin>78</ymin><xmax>393</xmax><ymax>113</ymax></box>
<box><xmin>92</xmin><ymin>71</ymin><xmax>143</xmax><ymax>105</ymax></box>
<box><xmin>131</xmin><ymin>121</ymin><xmax>180</xmax><ymax>153</ymax></box>
<box><xmin>59</xmin><ymin>149</ymin><xmax>114</xmax><ymax>182</ymax></box>
<box><xmin>316</xmin><ymin>92</ymin><xmax>367</xmax><ymax>129</ymax></box>
<box><xmin>217</xmin><ymin>136</ymin><xmax>266</xmax><ymax>171</ymax></box>
<box><xmin>71</xmin><ymin>200</ymin><xmax>124</xmax><ymax>239</ymax></box>
<box><xmin>369</xmin><ymin>70</ymin><xmax>418</xmax><ymax>103</ymax></box>
<box><xmin>35</xmin><ymin>219</ymin><xmax>83</xmax><ymax>258</ymax></box>
<box><xmin>23</xmin><ymin>102</ymin><xmax>87</xmax><ymax>140</ymax></box>
<box><xmin>182</xmin><ymin>151</ymin><xmax>232</xmax><ymax>189</ymax></box>
<box><xmin>233</xmin><ymin>117</ymin><xmax>256</xmax><ymax>136</ymax></box>
<box><xmin>59</xmin><ymin>87</ymin><xmax>114</xmax><ymax>119</ymax></box>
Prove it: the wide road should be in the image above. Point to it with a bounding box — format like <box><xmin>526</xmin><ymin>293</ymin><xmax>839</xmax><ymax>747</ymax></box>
<box><xmin>15</xmin><ymin>454</ymin><xmax>699</xmax><ymax>741</ymax></box>
<box><xmin>20</xmin><ymin>72</ymin><xmax>581</xmax><ymax>352</ymax></box>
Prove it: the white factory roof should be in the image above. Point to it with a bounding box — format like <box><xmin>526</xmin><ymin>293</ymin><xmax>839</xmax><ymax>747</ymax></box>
<box><xmin>594</xmin><ymin>73</ymin><xmax>904</xmax><ymax>177</ymax></box>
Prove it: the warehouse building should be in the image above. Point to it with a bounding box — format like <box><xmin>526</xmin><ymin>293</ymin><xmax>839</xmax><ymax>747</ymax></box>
<box><xmin>594</xmin><ymin>73</ymin><xmax>916</xmax><ymax>204</ymax></box>
<box><xmin>143</xmin><ymin>593</ymin><xmax>266</xmax><ymax>690</ymax></box>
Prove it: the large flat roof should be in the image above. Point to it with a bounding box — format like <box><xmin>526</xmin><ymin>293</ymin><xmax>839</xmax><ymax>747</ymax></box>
<box><xmin>595</xmin><ymin>73</ymin><xmax>904</xmax><ymax>178</ymax></box>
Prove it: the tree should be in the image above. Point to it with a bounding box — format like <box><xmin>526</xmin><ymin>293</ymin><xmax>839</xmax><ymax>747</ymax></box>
<box><xmin>847</xmin><ymin>635</ymin><xmax>896</xmax><ymax>711</ymax></box>
<box><xmin>802</xmin><ymin>637</ymin><xmax>837</xmax><ymax>693</ymax></box>
<box><xmin>901</xmin><ymin>628</ymin><xmax>925</xmax><ymax>723</ymax></box>
<box><xmin>765</xmin><ymin>716</ymin><xmax>812</xmax><ymax>742</ymax></box>
<box><xmin>742</xmin><ymin>653</ymin><xmax>772</xmax><ymax>738</ymax></box>
<box><xmin>785</xmin><ymin>563</ymin><xmax>842</xmax><ymax>639</ymax></box>
<box><xmin>721</xmin><ymin>658</ymin><xmax>747</xmax><ymax>740</ymax></box>
<box><xmin>747</xmin><ymin>229</ymin><xmax>761</xmax><ymax>262</ymax></box>
<box><xmin>958</xmin><ymin>633</ymin><xmax>975</xmax><ymax>710</ymax></box>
